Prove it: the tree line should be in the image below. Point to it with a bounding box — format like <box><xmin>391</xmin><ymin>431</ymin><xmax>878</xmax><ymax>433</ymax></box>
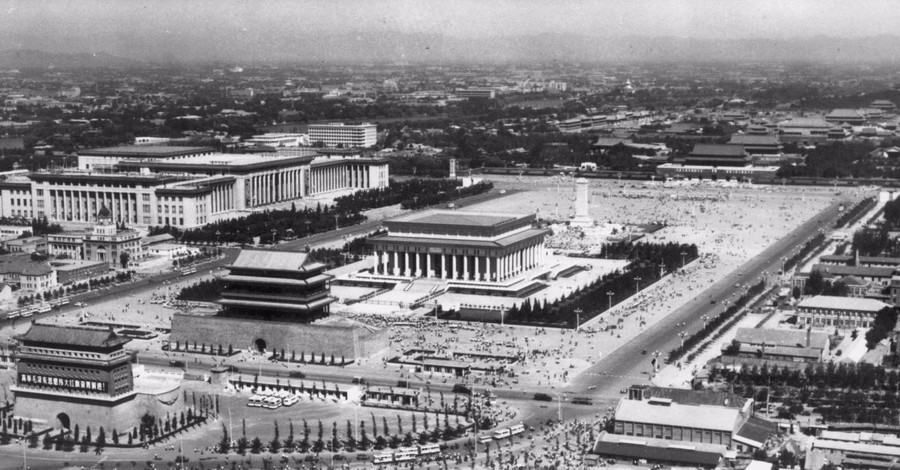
<box><xmin>499</xmin><ymin>242</ymin><xmax>699</xmax><ymax>328</ymax></box>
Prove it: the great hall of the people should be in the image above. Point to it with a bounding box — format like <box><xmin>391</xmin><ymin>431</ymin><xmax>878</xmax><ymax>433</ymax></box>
<box><xmin>0</xmin><ymin>145</ymin><xmax>389</xmax><ymax>229</ymax></box>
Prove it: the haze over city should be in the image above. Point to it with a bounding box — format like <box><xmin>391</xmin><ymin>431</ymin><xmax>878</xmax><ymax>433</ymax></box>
<box><xmin>2</xmin><ymin>0</ymin><xmax>900</xmax><ymax>63</ymax></box>
<box><xmin>5</xmin><ymin>1</ymin><xmax>900</xmax><ymax>469</ymax></box>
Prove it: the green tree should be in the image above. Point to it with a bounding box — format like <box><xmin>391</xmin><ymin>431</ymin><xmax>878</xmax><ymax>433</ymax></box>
<box><xmin>218</xmin><ymin>423</ymin><xmax>230</xmax><ymax>453</ymax></box>
<box><xmin>866</xmin><ymin>307</ymin><xmax>899</xmax><ymax>349</ymax></box>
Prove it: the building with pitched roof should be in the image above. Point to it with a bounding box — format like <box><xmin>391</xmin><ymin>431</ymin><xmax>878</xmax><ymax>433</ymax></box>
<box><xmin>171</xmin><ymin>249</ymin><xmax>386</xmax><ymax>359</ymax></box>
<box><xmin>825</xmin><ymin>109</ymin><xmax>865</xmax><ymax>125</ymax></box>
<box><xmin>725</xmin><ymin>327</ymin><xmax>829</xmax><ymax>363</ymax></box>
<box><xmin>217</xmin><ymin>249</ymin><xmax>335</xmax><ymax>322</ymax></box>
<box><xmin>728</xmin><ymin>134</ymin><xmax>782</xmax><ymax>155</ymax></box>
<box><xmin>681</xmin><ymin>144</ymin><xmax>751</xmax><ymax>167</ymax></box>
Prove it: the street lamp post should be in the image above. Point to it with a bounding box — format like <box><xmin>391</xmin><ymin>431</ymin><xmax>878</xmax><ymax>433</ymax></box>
<box><xmin>634</xmin><ymin>277</ymin><xmax>641</xmax><ymax>296</ymax></box>
<box><xmin>607</xmin><ymin>291</ymin><xmax>613</xmax><ymax>311</ymax></box>
<box><xmin>574</xmin><ymin>308</ymin><xmax>582</xmax><ymax>331</ymax></box>
<box><xmin>679</xmin><ymin>330</ymin><xmax>688</xmax><ymax>347</ymax></box>
<box><xmin>680</xmin><ymin>251</ymin><xmax>686</xmax><ymax>269</ymax></box>
<box><xmin>552</xmin><ymin>392</ymin><xmax>563</xmax><ymax>423</ymax></box>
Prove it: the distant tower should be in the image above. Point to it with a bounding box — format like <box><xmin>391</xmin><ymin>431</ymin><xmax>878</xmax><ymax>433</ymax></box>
<box><xmin>449</xmin><ymin>159</ymin><xmax>457</xmax><ymax>179</ymax></box>
<box><xmin>571</xmin><ymin>178</ymin><xmax>593</xmax><ymax>227</ymax></box>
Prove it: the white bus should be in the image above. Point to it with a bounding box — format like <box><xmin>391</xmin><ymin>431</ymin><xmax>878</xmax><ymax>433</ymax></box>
<box><xmin>419</xmin><ymin>443</ymin><xmax>440</xmax><ymax>455</ymax></box>
<box><xmin>509</xmin><ymin>424</ymin><xmax>525</xmax><ymax>436</ymax></box>
<box><xmin>248</xmin><ymin>395</ymin><xmax>265</xmax><ymax>407</ymax></box>
<box><xmin>478</xmin><ymin>435</ymin><xmax>493</xmax><ymax>444</ymax></box>
<box><xmin>373</xmin><ymin>452</ymin><xmax>393</xmax><ymax>464</ymax></box>
<box><xmin>263</xmin><ymin>396</ymin><xmax>282</xmax><ymax>409</ymax></box>
<box><xmin>394</xmin><ymin>448</ymin><xmax>418</xmax><ymax>462</ymax></box>
<box><xmin>493</xmin><ymin>428</ymin><xmax>511</xmax><ymax>440</ymax></box>
<box><xmin>282</xmin><ymin>394</ymin><xmax>299</xmax><ymax>406</ymax></box>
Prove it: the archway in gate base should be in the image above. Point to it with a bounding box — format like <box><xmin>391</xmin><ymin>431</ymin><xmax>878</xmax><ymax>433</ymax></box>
<box><xmin>254</xmin><ymin>338</ymin><xmax>267</xmax><ymax>353</ymax></box>
<box><xmin>56</xmin><ymin>412</ymin><xmax>70</xmax><ymax>430</ymax></box>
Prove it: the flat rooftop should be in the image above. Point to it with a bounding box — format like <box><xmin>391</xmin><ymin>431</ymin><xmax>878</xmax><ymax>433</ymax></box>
<box><xmin>116</xmin><ymin>153</ymin><xmax>316</xmax><ymax>173</ymax></box>
<box><xmin>391</xmin><ymin>210</ymin><xmax>524</xmax><ymax>227</ymax></box>
<box><xmin>79</xmin><ymin>145</ymin><xmax>214</xmax><ymax>157</ymax></box>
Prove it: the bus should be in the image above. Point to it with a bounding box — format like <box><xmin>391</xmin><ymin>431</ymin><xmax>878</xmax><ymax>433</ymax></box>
<box><xmin>493</xmin><ymin>428</ymin><xmax>511</xmax><ymax>440</ymax></box>
<box><xmin>394</xmin><ymin>448</ymin><xmax>418</xmax><ymax>462</ymax></box>
<box><xmin>478</xmin><ymin>435</ymin><xmax>493</xmax><ymax>444</ymax></box>
<box><xmin>263</xmin><ymin>397</ymin><xmax>282</xmax><ymax>409</ymax></box>
<box><xmin>419</xmin><ymin>443</ymin><xmax>440</xmax><ymax>455</ymax></box>
<box><xmin>509</xmin><ymin>424</ymin><xmax>525</xmax><ymax>436</ymax></box>
<box><xmin>37</xmin><ymin>304</ymin><xmax>52</xmax><ymax>313</ymax></box>
<box><xmin>373</xmin><ymin>453</ymin><xmax>393</xmax><ymax>465</ymax></box>
<box><xmin>282</xmin><ymin>394</ymin><xmax>299</xmax><ymax>406</ymax></box>
<box><xmin>248</xmin><ymin>395</ymin><xmax>265</xmax><ymax>407</ymax></box>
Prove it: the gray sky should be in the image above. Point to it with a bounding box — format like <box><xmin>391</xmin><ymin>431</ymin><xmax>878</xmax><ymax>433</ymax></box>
<box><xmin>1</xmin><ymin>0</ymin><xmax>897</xmax><ymax>61</ymax></box>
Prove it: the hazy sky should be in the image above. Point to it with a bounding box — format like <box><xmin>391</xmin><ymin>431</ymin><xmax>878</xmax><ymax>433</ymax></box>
<box><xmin>1</xmin><ymin>0</ymin><xmax>897</xmax><ymax>61</ymax></box>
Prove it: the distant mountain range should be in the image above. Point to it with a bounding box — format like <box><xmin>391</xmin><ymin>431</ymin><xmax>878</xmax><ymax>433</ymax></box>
<box><xmin>2</xmin><ymin>33</ymin><xmax>900</xmax><ymax>67</ymax></box>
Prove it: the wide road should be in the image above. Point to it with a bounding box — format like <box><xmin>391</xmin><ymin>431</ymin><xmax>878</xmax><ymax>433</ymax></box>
<box><xmin>568</xmin><ymin>197</ymin><xmax>853</xmax><ymax>399</ymax></box>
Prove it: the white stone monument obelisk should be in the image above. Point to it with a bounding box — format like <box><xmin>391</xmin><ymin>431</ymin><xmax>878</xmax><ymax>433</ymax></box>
<box><xmin>571</xmin><ymin>177</ymin><xmax>594</xmax><ymax>227</ymax></box>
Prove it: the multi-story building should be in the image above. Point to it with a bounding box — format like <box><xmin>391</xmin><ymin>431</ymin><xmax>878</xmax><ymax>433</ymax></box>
<box><xmin>12</xmin><ymin>323</ymin><xmax>138</xmax><ymax>431</ymax></box>
<box><xmin>5</xmin><ymin>149</ymin><xmax>389</xmax><ymax>230</ymax></box>
<box><xmin>77</xmin><ymin>145</ymin><xmax>215</xmax><ymax>171</ymax></box>
<box><xmin>82</xmin><ymin>205</ymin><xmax>143</xmax><ymax>267</ymax></box>
<box><xmin>171</xmin><ymin>249</ymin><xmax>387</xmax><ymax>359</ymax></box>
<box><xmin>0</xmin><ymin>254</ymin><xmax>57</xmax><ymax>294</ymax></box>
<box><xmin>14</xmin><ymin>323</ymin><xmax>134</xmax><ymax>399</ymax></box>
<box><xmin>217</xmin><ymin>249</ymin><xmax>335</xmax><ymax>323</ymax></box>
<box><xmin>308</xmin><ymin>123</ymin><xmax>377</xmax><ymax>148</ymax></box>
<box><xmin>796</xmin><ymin>295</ymin><xmax>890</xmax><ymax>329</ymax></box>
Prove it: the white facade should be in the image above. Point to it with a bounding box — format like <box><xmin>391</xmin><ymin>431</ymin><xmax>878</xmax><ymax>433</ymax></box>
<box><xmin>308</xmin><ymin>123</ymin><xmax>377</xmax><ymax>148</ymax></box>
<box><xmin>4</xmin><ymin>154</ymin><xmax>390</xmax><ymax>230</ymax></box>
<box><xmin>245</xmin><ymin>133</ymin><xmax>309</xmax><ymax>147</ymax></box>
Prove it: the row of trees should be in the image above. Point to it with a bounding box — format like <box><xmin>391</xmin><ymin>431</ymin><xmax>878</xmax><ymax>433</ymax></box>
<box><xmin>176</xmin><ymin>203</ymin><xmax>366</xmax><ymax>246</ymax></box>
<box><xmin>154</xmin><ymin>178</ymin><xmax>492</xmax><ymax>246</ymax></box>
<box><xmin>715</xmin><ymin>360</ymin><xmax>900</xmax><ymax>392</ymax></box>
<box><xmin>221</xmin><ymin>412</ymin><xmax>468</xmax><ymax>455</ymax></box>
<box><xmin>667</xmin><ymin>279</ymin><xmax>768</xmax><ymax>363</ymax></box>
<box><xmin>501</xmin><ymin>242</ymin><xmax>698</xmax><ymax>328</ymax></box>
<box><xmin>306</xmin><ymin>229</ymin><xmax>386</xmax><ymax>269</ymax></box>
<box><xmin>176</xmin><ymin>278</ymin><xmax>225</xmax><ymax>302</ymax></box>
<box><xmin>835</xmin><ymin>197</ymin><xmax>876</xmax><ymax>229</ymax></box>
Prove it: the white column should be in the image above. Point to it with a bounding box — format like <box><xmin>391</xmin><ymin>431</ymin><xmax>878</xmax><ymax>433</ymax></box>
<box><xmin>392</xmin><ymin>252</ymin><xmax>399</xmax><ymax>276</ymax></box>
<box><xmin>414</xmin><ymin>253</ymin><xmax>421</xmax><ymax>277</ymax></box>
<box><xmin>463</xmin><ymin>255</ymin><xmax>469</xmax><ymax>280</ymax></box>
<box><xmin>403</xmin><ymin>252</ymin><xmax>410</xmax><ymax>277</ymax></box>
<box><xmin>474</xmin><ymin>256</ymin><xmax>480</xmax><ymax>281</ymax></box>
<box><xmin>452</xmin><ymin>254</ymin><xmax>458</xmax><ymax>280</ymax></box>
<box><xmin>426</xmin><ymin>253</ymin><xmax>432</xmax><ymax>277</ymax></box>
<box><xmin>374</xmin><ymin>250</ymin><xmax>381</xmax><ymax>274</ymax></box>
